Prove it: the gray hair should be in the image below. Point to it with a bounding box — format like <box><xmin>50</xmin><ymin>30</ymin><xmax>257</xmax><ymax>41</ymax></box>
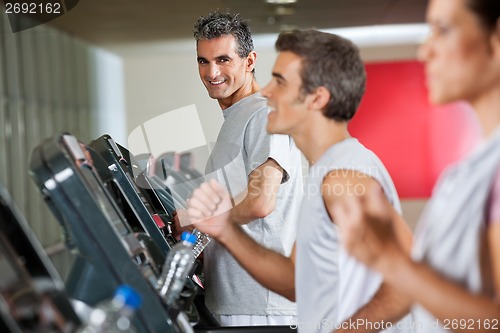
<box><xmin>193</xmin><ymin>11</ymin><xmax>254</xmax><ymax>58</ymax></box>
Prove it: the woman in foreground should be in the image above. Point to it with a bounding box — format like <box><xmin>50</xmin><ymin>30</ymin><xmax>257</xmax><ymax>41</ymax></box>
<box><xmin>334</xmin><ymin>0</ymin><xmax>500</xmax><ymax>332</ymax></box>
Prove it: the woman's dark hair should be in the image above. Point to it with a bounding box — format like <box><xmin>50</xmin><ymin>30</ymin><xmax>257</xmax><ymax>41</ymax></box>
<box><xmin>465</xmin><ymin>0</ymin><xmax>500</xmax><ymax>31</ymax></box>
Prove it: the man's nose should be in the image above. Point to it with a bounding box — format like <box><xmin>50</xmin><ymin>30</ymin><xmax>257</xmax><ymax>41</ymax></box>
<box><xmin>209</xmin><ymin>63</ymin><xmax>221</xmax><ymax>78</ymax></box>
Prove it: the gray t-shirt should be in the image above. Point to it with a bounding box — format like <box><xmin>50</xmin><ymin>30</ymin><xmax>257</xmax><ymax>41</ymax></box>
<box><xmin>411</xmin><ymin>128</ymin><xmax>500</xmax><ymax>333</ymax></box>
<box><xmin>204</xmin><ymin>92</ymin><xmax>303</xmax><ymax>316</ymax></box>
<box><xmin>295</xmin><ymin>138</ymin><xmax>406</xmax><ymax>333</ymax></box>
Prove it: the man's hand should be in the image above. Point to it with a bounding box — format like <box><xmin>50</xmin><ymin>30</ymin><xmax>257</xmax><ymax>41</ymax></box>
<box><xmin>187</xmin><ymin>179</ymin><xmax>234</xmax><ymax>241</ymax></box>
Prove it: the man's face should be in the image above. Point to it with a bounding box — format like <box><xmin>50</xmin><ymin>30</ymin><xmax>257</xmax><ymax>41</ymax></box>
<box><xmin>197</xmin><ymin>35</ymin><xmax>254</xmax><ymax>108</ymax></box>
<box><xmin>262</xmin><ymin>51</ymin><xmax>309</xmax><ymax>136</ymax></box>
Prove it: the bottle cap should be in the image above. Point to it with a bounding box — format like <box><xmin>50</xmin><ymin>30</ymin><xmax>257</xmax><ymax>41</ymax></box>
<box><xmin>115</xmin><ymin>285</ymin><xmax>142</xmax><ymax>310</ymax></box>
<box><xmin>181</xmin><ymin>231</ymin><xmax>197</xmax><ymax>245</ymax></box>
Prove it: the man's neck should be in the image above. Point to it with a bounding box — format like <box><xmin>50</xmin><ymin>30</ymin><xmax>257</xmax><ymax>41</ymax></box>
<box><xmin>293</xmin><ymin>116</ymin><xmax>351</xmax><ymax>166</ymax></box>
<box><xmin>218</xmin><ymin>78</ymin><xmax>260</xmax><ymax>110</ymax></box>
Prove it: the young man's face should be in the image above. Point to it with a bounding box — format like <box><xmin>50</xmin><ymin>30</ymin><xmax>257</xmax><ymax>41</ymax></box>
<box><xmin>197</xmin><ymin>35</ymin><xmax>255</xmax><ymax>108</ymax></box>
<box><xmin>262</xmin><ymin>51</ymin><xmax>309</xmax><ymax>136</ymax></box>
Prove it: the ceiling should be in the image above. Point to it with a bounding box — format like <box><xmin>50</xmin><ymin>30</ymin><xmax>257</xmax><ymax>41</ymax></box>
<box><xmin>47</xmin><ymin>0</ymin><xmax>428</xmax><ymax>48</ymax></box>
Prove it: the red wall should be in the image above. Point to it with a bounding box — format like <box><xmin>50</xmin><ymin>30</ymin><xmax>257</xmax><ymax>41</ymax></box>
<box><xmin>349</xmin><ymin>60</ymin><xmax>481</xmax><ymax>198</ymax></box>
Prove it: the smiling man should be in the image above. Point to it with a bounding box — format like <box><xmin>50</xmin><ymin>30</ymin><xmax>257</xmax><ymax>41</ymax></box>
<box><xmin>191</xmin><ymin>11</ymin><xmax>303</xmax><ymax>326</ymax></box>
<box><xmin>187</xmin><ymin>30</ymin><xmax>414</xmax><ymax>333</ymax></box>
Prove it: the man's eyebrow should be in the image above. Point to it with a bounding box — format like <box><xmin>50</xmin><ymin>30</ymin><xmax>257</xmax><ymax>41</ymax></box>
<box><xmin>197</xmin><ymin>55</ymin><xmax>233</xmax><ymax>62</ymax></box>
<box><xmin>215</xmin><ymin>55</ymin><xmax>232</xmax><ymax>60</ymax></box>
<box><xmin>272</xmin><ymin>72</ymin><xmax>285</xmax><ymax>81</ymax></box>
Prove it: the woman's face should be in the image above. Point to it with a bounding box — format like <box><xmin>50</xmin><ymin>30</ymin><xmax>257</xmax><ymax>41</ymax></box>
<box><xmin>418</xmin><ymin>0</ymin><xmax>500</xmax><ymax>105</ymax></box>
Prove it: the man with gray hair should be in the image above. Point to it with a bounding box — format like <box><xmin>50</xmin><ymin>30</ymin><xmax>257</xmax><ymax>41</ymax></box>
<box><xmin>190</xmin><ymin>11</ymin><xmax>303</xmax><ymax>326</ymax></box>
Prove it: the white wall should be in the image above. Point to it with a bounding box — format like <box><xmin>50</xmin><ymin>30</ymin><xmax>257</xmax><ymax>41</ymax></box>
<box><xmin>91</xmin><ymin>48</ymin><xmax>127</xmax><ymax>144</ymax></box>
<box><xmin>123</xmin><ymin>52</ymin><xmax>222</xmax><ymax>161</ymax></box>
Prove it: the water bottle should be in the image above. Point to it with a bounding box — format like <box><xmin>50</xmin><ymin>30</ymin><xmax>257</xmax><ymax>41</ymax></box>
<box><xmin>78</xmin><ymin>285</ymin><xmax>141</xmax><ymax>333</ymax></box>
<box><xmin>192</xmin><ymin>229</ymin><xmax>211</xmax><ymax>259</ymax></box>
<box><xmin>156</xmin><ymin>231</ymin><xmax>197</xmax><ymax>305</ymax></box>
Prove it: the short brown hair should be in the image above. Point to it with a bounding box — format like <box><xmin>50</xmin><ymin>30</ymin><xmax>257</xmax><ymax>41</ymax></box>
<box><xmin>275</xmin><ymin>30</ymin><xmax>366</xmax><ymax>121</ymax></box>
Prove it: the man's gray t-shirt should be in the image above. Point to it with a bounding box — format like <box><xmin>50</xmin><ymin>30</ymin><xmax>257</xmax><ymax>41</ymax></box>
<box><xmin>295</xmin><ymin>138</ymin><xmax>408</xmax><ymax>333</ymax></box>
<box><xmin>204</xmin><ymin>92</ymin><xmax>303</xmax><ymax>316</ymax></box>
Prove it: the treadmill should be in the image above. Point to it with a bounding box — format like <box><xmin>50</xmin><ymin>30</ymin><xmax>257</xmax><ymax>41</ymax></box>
<box><xmin>178</xmin><ymin>152</ymin><xmax>204</xmax><ymax>188</ymax></box>
<box><xmin>29</xmin><ymin>133</ymin><xmax>296</xmax><ymax>333</ymax></box>
<box><xmin>0</xmin><ymin>184</ymin><xmax>81</xmax><ymax>332</ymax></box>
<box><xmin>86</xmin><ymin>136</ymin><xmax>296</xmax><ymax>333</ymax></box>
<box><xmin>88</xmin><ymin>134</ymin><xmax>216</xmax><ymax>327</ymax></box>
<box><xmin>133</xmin><ymin>152</ymin><xmax>188</xmax><ymax>212</ymax></box>
<box><xmin>88</xmin><ymin>134</ymin><xmax>176</xmax><ymax>250</ymax></box>
<box><xmin>29</xmin><ymin>134</ymin><xmax>182</xmax><ymax>333</ymax></box>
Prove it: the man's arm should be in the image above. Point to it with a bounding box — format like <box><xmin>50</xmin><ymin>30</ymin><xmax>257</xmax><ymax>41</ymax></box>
<box><xmin>335</xmin><ymin>214</ymin><xmax>413</xmax><ymax>333</ymax></box>
<box><xmin>321</xmin><ymin>170</ymin><xmax>414</xmax><ymax>333</ymax></box>
<box><xmin>229</xmin><ymin>157</ymin><xmax>284</xmax><ymax>224</ymax></box>
<box><xmin>187</xmin><ymin>179</ymin><xmax>296</xmax><ymax>301</ymax></box>
<box><xmin>334</xmin><ymin>283</ymin><xmax>412</xmax><ymax>333</ymax></box>
<box><xmin>173</xmin><ymin>157</ymin><xmax>283</xmax><ymax>237</ymax></box>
